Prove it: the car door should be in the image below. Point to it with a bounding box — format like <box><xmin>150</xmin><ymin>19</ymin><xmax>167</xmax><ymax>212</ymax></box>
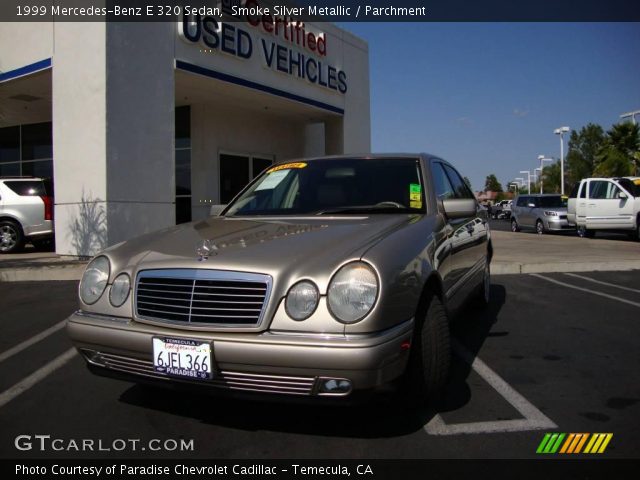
<box><xmin>586</xmin><ymin>180</ymin><xmax>634</xmax><ymax>229</ymax></box>
<box><xmin>441</xmin><ymin>162</ymin><xmax>487</xmax><ymax>294</ymax></box>
<box><xmin>516</xmin><ymin>196</ymin><xmax>531</xmax><ymax>227</ymax></box>
<box><xmin>567</xmin><ymin>183</ymin><xmax>579</xmax><ymax>224</ymax></box>
<box><xmin>429</xmin><ymin>160</ymin><xmax>457</xmax><ymax>296</ymax></box>
<box><xmin>574</xmin><ymin>181</ymin><xmax>588</xmax><ymax>226</ymax></box>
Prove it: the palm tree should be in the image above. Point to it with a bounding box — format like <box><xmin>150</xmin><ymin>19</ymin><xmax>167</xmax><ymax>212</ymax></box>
<box><xmin>595</xmin><ymin>122</ymin><xmax>640</xmax><ymax>177</ymax></box>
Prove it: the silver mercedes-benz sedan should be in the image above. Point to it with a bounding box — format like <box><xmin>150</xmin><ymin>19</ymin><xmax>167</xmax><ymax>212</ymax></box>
<box><xmin>67</xmin><ymin>154</ymin><xmax>492</xmax><ymax>403</ymax></box>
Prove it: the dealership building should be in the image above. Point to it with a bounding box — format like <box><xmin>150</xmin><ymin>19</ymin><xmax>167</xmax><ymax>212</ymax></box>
<box><xmin>0</xmin><ymin>15</ymin><xmax>370</xmax><ymax>256</ymax></box>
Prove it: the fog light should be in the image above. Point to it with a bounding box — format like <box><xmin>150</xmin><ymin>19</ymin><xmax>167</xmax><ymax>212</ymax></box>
<box><xmin>318</xmin><ymin>378</ymin><xmax>352</xmax><ymax>395</ymax></box>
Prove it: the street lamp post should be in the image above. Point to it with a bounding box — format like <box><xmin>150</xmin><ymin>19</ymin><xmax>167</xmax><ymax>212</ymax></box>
<box><xmin>514</xmin><ymin>177</ymin><xmax>524</xmax><ymax>192</ymax></box>
<box><xmin>519</xmin><ymin>170</ymin><xmax>531</xmax><ymax>194</ymax></box>
<box><xmin>554</xmin><ymin>126</ymin><xmax>570</xmax><ymax>195</ymax></box>
<box><xmin>537</xmin><ymin>155</ymin><xmax>553</xmax><ymax>194</ymax></box>
<box><xmin>620</xmin><ymin>110</ymin><xmax>640</xmax><ymax>125</ymax></box>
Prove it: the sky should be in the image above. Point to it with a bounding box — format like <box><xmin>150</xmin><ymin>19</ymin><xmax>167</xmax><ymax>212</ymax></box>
<box><xmin>340</xmin><ymin>22</ymin><xmax>640</xmax><ymax>192</ymax></box>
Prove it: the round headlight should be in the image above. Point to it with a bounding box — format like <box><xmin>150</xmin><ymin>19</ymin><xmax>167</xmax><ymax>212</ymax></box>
<box><xmin>109</xmin><ymin>273</ymin><xmax>131</xmax><ymax>307</ymax></box>
<box><xmin>80</xmin><ymin>256</ymin><xmax>110</xmax><ymax>305</ymax></box>
<box><xmin>327</xmin><ymin>262</ymin><xmax>378</xmax><ymax>324</ymax></box>
<box><xmin>285</xmin><ymin>280</ymin><xmax>319</xmax><ymax>321</ymax></box>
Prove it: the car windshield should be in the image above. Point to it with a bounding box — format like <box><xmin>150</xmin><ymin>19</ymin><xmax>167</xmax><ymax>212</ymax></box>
<box><xmin>537</xmin><ymin>196</ymin><xmax>565</xmax><ymax>208</ymax></box>
<box><xmin>225</xmin><ymin>158</ymin><xmax>425</xmax><ymax>216</ymax></box>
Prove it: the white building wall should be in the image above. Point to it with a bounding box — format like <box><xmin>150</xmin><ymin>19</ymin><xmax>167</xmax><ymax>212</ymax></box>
<box><xmin>53</xmin><ymin>22</ymin><xmax>176</xmax><ymax>256</ymax></box>
<box><xmin>52</xmin><ymin>22</ymin><xmax>109</xmax><ymax>256</ymax></box>
<box><xmin>0</xmin><ymin>22</ymin><xmax>53</xmax><ymax>72</ymax></box>
<box><xmin>190</xmin><ymin>103</ymin><xmax>306</xmax><ymax>220</ymax></box>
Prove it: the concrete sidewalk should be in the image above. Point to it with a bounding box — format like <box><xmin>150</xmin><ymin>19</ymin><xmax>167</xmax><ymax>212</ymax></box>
<box><xmin>1</xmin><ymin>231</ymin><xmax>639</xmax><ymax>281</ymax></box>
<box><xmin>0</xmin><ymin>250</ymin><xmax>88</xmax><ymax>282</ymax></box>
<box><xmin>491</xmin><ymin>230</ymin><xmax>640</xmax><ymax>274</ymax></box>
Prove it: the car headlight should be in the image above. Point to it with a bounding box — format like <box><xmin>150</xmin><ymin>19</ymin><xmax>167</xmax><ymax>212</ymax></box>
<box><xmin>544</xmin><ymin>211</ymin><xmax>558</xmax><ymax>216</ymax></box>
<box><xmin>285</xmin><ymin>280</ymin><xmax>319</xmax><ymax>321</ymax></box>
<box><xmin>327</xmin><ymin>262</ymin><xmax>379</xmax><ymax>324</ymax></box>
<box><xmin>79</xmin><ymin>256</ymin><xmax>110</xmax><ymax>305</ymax></box>
<box><xmin>109</xmin><ymin>273</ymin><xmax>131</xmax><ymax>307</ymax></box>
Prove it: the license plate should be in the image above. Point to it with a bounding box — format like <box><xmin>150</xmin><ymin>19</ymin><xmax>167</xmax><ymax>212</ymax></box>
<box><xmin>152</xmin><ymin>337</ymin><xmax>212</xmax><ymax>380</ymax></box>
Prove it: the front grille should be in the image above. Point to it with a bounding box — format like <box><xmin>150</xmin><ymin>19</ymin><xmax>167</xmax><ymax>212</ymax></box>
<box><xmin>92</xmin><ymin>352</ymin><xmax>316</xmax><ymax>396</ymax></box>
<box><xmin>559</xmin><ymin>215</ymin><xmax>567</xmax><ymax>220</ymax></box>
<box><xmin>135</xmin><ymin>269</ymin><xmax>271</xmax><ymax>327</ymax></box>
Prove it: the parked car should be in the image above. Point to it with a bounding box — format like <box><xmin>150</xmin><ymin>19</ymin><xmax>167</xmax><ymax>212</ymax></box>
<box><xmin>567</xmin><ymin>177</ymin><xmax>640</xmax><ymax>239</ymax></box>
<box><xmin>67</xmin><ymin>154</ymin><xmax>492</xmax><ymax>404</ymax></box>
<box><xmin>497</xmin><ymin>200</ymin><xmax>512</xmax><ymax>219</ymax></box>
<box><xmin>511</xmin><ymin>194</ymin><xmax>573</xmax><ymax>234</ymax></box>
<box><xmin>0</xmin><ymin>177</ymin><xmax>54</xmax><ymax>253</ymax></box>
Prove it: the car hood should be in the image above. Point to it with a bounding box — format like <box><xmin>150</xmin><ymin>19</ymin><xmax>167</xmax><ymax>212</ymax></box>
<box><xmin>105</xmin><ymin>214</ymin><xmax>416</xmax><ymax>292</ymax></box>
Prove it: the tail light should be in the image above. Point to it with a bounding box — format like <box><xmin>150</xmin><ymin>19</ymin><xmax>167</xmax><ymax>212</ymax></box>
<box><xmin>40</xmin><ymin>195</ymin><xmax>53</xmax><ymax>221</ymax></box>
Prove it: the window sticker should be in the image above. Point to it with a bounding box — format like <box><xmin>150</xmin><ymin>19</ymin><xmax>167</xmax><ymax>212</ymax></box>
<box><xmin>409</xmin><ymin>183</ymin><xmax>422</xmax><ymax>205</ymax></box>
<box><xmin>267</xmin><ymin>162</ymin><xmax>307</xmax><ymax>173</ymax></box>
<box><xmin>255</xmin><ymin>169</ymin><xmax>290</xmax><ymax>191</ymax></box>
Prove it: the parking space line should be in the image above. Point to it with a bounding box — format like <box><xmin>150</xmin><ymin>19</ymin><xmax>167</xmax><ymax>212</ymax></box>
<box><xmin>0</xmin><ymin>348</ymin><xmax>77</xmax><ymax>409</ymax></box>
<box><xmin>564</xmin><ymin>272</ymin><xmax>640</xmax><ymax>294</ymax></box>
<box><xmin>424</xmin><ymin>339</ymin><xmax>557</xmax><ymax>435</ymax></box>
<box><xmin>0</xmin><ymin>320</ymin><xmax>67</xmax><ymax>364</ymax></box>
<box><xmin>531</xmin><ymin>273</ymin><xmax>640</xmax><ymax>308</ymax></box>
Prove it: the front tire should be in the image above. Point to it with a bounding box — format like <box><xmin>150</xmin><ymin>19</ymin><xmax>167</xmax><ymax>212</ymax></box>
<box><xmin>0</xmin><ymin>220</ymin><xmax>24</xmax><ymax>253</ymax></box>
<box><xmin>405</xmin><ymin>294</ymin><xmax>451</xmax><ymax>404</ymax></box>
<box><xmin>511</xmin><ymin>219</ymin><xmax>520</xmax><ymax>232</ymax></box>
<box><xmin>577</xmin><ymin>225</ymin><xmax>595</xmax><ymax>238</ymax></box>
<box><xmin>536</xmin><ymin>219</ymin><xmax>545</xmax><ymax>235</ymax></box>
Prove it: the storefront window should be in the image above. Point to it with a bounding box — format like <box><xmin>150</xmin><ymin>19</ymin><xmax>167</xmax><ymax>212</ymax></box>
<box><xmin>220</xmin><ymin>153</ymin><xmax>273</xmax><ymax>203</ymax></box>
<box><xmin>0</xmin><ymin>123</ymin><xmax>53</xmax><ymax>179</ymax></box>
<box><xmin>175</xmin><ymin>106</ymin><xmax>191</xmax><ymax>224</ymax></box>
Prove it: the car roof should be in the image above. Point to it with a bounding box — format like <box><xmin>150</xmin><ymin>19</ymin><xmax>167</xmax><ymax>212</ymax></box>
<box><xmin>270</xmin><ymin>153</ymin><xmax>435</xmax><ymax>164</ymax></box>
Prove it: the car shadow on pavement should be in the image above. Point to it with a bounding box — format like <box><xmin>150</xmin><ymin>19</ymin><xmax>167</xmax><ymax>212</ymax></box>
<box><xmin>432</xmin><ymin>284</ymin><xmax>507</xmax><ymax>415</ymax></box>
<box><xmin>117</xmin><ymin>284</ymin><xmax>507</xmax><ymax>439</ymax></box>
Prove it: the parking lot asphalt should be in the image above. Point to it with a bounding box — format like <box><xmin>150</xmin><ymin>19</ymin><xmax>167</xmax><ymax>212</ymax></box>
<box><xmin>1</xmin><ymin>271</ymin><xmax>639</xmax><ymax>461</ymax></box>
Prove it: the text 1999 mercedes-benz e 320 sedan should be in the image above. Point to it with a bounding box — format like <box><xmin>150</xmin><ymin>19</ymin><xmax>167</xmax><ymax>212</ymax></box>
<box><xmin>67</xmin><ymin>154</ymin><xmax>492</xmax><ymax>403</ymax></box>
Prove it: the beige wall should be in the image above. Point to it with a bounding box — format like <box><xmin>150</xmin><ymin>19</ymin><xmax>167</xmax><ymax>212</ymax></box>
<box><xmin>190</xmin><ymin>103</ymin><xmax>307</xmax><ymax>220</ymax></box>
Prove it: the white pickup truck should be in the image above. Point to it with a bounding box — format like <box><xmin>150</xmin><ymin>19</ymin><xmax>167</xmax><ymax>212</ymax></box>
<box><xmin>567</xmin><ymin>177</ymin><xmax>640</xmax><ymax>239</ymax></box>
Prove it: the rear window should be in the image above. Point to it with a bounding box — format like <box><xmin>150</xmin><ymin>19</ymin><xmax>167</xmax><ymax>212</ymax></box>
<box><xmin>3</xmin><ymin>180</ymin><xmax>47</xmax><ymax>196</ymax></box>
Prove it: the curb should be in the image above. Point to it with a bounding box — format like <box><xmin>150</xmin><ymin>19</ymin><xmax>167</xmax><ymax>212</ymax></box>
<box><xmin>0</xmin><ymin>264</ymin><xmax>86</xmax><ymax>282</ymax></box>
<box><xmin>492</xmin><ymin>261</ymin><xmax>640</xmax><ymax>275</ymax></box>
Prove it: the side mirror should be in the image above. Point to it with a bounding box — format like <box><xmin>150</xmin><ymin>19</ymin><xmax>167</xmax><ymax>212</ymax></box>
<box><xmin>618</xmin><ymin>191</ymin><xmax>628</xmax><ymax>200</ymax></box>
<box><xmin>442</xmin><ymin>198</ymin><xmax>477</xmax><ymax>219</ymax></box>
<box><xmin>527</xmin><ymin>203</ymin><xmax>536</xmax><ymax>208</ymax></box>
<box><xmin>209</xmin><ymin>204</ymin><xmax>227</xmax><ymax>216</ymax></box>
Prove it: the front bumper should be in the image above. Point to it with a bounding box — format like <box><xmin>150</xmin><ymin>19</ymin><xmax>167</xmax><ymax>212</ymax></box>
<box><xmin>67</xmin><ymin>311</ymin><xmax>413</xmax><ymax>398</ymax></box>
<box><xmin>545</xmin><ymin>217</ymin><xmax>574</xmax><ymax>231</ymax></box>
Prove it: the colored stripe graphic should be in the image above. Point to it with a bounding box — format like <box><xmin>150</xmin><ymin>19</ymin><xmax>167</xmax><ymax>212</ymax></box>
<box><xmin>536</xmin><ymin>433</ymin><xmax>552</xmax><ymax>453</ymax></box>
<box><xmin>538</xmin><ymin>433</ymin><xmax>613</xmax><ymax>454</ymax></box>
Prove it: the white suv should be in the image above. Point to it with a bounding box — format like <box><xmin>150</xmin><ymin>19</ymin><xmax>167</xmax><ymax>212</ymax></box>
<box><xmin>567</xmin><ymin>177</ymin><xmax>640</xmax><ymax>239</ymax></box>
<box><xmin>0</xmin><ymin>177</ymin><xmax>54</xmax><ymax>253</ymax></box>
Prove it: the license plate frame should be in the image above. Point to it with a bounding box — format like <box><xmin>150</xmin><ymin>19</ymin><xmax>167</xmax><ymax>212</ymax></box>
<box><xmin>152</xmin><ymin>336</ymin><xmax>213</xmax><ymax>380</ymax></box>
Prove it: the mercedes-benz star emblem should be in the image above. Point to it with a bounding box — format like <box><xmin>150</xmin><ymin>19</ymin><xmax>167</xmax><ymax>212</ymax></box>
<box><xmin>196</xmin><ymin>239</ymin><xmax>218</xmax><ymax>261</ymax></box>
